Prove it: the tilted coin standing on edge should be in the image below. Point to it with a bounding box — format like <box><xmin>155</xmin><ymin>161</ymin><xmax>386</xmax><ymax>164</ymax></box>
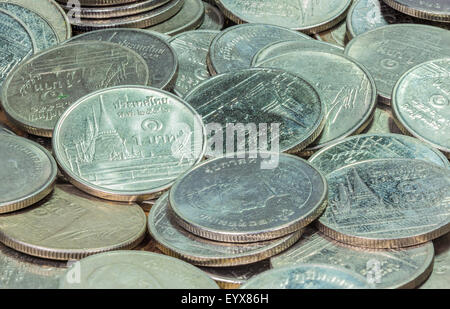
<box><xmin>0</xmin><ymin>185</ymin><xmax>147</xmax><ymax>260</ymax></box>
<box><xmin>317</xmin><ymin>159</ymin><xmax>450</xmax><ymax>249</ymax></box>
<box><xmin>420</xmin><ymin>232</ymin><xmax>450</xmax><ymax>289</ymax></box>
<box><xmin>256</xmin><ymin>51</ymin><xmax>377</xmax><ymax>155</ymax></box>
<box><xmin>169</xmin><ymin>153</ymin><xmax>328</xmax><ymax>243</ymax></box>
<box><xmin>66</xmin><ymin>28</ymin><xmax>178</xmax><ymax>91</ymax></box>
<box><xmin>216</xmin><ymin>0</ymin><xmax>352</xmax><ymax>34</ymax></box>
<box><xmin>207</xmin><ymin>23</ymin><xmax>310</xmax><ymax>75</ymax></box>
<box><xmin>363</xmin><ymin>106</ymin><xmax>403</xmax><ymax>135</ymax></box>
<box><xmin>198</xmin><ymin>1</ymin><xmax>224</xmax><ymax>30</ymax></box>
<box><xmin>344</xmin><ymin>24</ymin><xmax>450</xmax><ymax>105</ymax></box>
<box><xmin>314</xmin><ymin>19</ymin><xmax>348</xmax><ymax>47</ymax></box>
<box><xmin>383</xmin><ymin>0</ymin><xmax>450</xmax><ymax>23</ymax></box>
<box><xmin>148</xmin><ymin>193</ymin><xmax>303</xmax><ymax>267</ymax></box>
<box><xmin>184</xmin><ymin>68</ymin><xmax>326</xmax><ymax>155</ymax></box>
<box><xmin>392</xmin><ymin>58</ymin><xmax>450</xmax><ymax>158</ymax></box>
<box><xmin>53</xmin><ymin>86</ymin><xmax>206</xmax><ymax>202</ymax></box>
<box><xmin>59</xmin><ymin>251</ymin><xmax>220</xmax><ymax>289</ymax></box>
<box><xmin>1</xmin><ymin>42</ymin><xmax>149</xmax><ymax>137</ymax></box>
<box><xmin>271</xmin><ymin>227</ymin><xmax>435</xmax><ymax>289</ymax></box>
<box><xmin>0</xmin><ymin>134</ymin><xmax>57</xmax><ymax>214</ymax></box>
<box><xmin>240</xmin><ymin>264</ymin><xmax>372</xmax><ymax>289</ymax></box>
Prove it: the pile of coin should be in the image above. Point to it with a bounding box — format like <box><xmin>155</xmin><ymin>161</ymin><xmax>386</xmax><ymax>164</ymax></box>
<box><xmin>0</xmin><ymin>0</ymin><xmax>449</xmax><ymax>289</ymax></box>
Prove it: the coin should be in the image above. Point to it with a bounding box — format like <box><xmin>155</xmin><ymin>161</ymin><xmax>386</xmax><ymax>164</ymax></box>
<box><xmin>392</xmin><ymin>58</ymin><xmax>450</xmax><ymax>158</ymax></box>
<box><xmin>271</xmin><ymin>227</ymin><xmax>435</xmax><ymax>289</ymax></box>
<box><xmin>184</xmin><ymin>68</ymin><xmax>325</xmax><ymax>155</ymax></box>
<box><xmin>148</xmin><ymin>193</ymin><xmax>303</xmax><ymax>267</ymax></box>
<box><xmin>0</xmin><ymin>134</ymin><xmax>57</xmax><ymax>214</ymax></box>
<box><xmin>57</xmin><ymin>0</ymin><xmax>137</xmax><ymax>6</ymax></box>
<box><xmin>0</xmin><ymin>184</ymin><xmax>147</xmax><ymax>260</ymax></box>
<box><xmin>383</xmin><ymin>0</ymin><xmax>450</xmax><ymax>23</ymax></box>
<box><xmin>0</xmin><ymin>122</ymin><xmax>15</xmax><ymax>135</ymax></box>
<box><xmin>59</xmin><ymin>250</ymin><xmax>220</xmax><ymax>288</ymax></box>
<box><xmin>145</xmin><ymin>0</ymin><xmax>204</xmax><ymax>35</ymax></box>
<box><xmin>420</xmin><ymin>232</ymin><xmax>450</xmax><ymax>289</ymax></box>
<box><xmin>317</xmin><ymin>159</ymin><xmax>450</xmax><ymax>248</ymax></box>
<box><xmin>169</xmin><ymin>30</ymin><xmax>218</xmax><ymax>97</ymax></box>
<box><xmin>344</xmin><ymin>24</ymin><xmax>450</xmax><ymax>105</ymax></box>
<box><xmin>240</xmin><ymin>264</ymin><xmax>372</xmax><ymax>289</ymax></box>
<box><xmin>207</xmin><ymin>23</ymin><xmax>310</xmax><ymax>75</ymax></box>
<box><xmin>314</xmin><ymin>19</ymin><xmax>348</xmax><ymax>47</ymax></box>
<box><xmin>53</xmin><ymin>86</ymin><xmax>206</xmax><ymax>202</ymax></box>
<box><xmin>67</xmin><ymin>29</ymin><xmax>178</xmax><ymax>90</ymax></box>
<box><xmin>256</xmin><ymin>51</ymin><xmax>377</xmax><ymax>155</ymax></box>
<box><xmin>363</xmin><ymin>106</ymin><xmax>403</xmax><ymax>134</ymax></box>
<box><xmin>308</xmin><ymin>133</ymin><xmax>449</xmax><ymax>175</ymax></box>
<box><xmin>198</xmin><ymin>1</ymin><xmax>224</xmax><ymax>30</ymax></box>
<box><xmin>216</xmin><ymin>0</ymin><xmax>352</xmax><ymax>34</ymax></box>
<box><xmin>169</xmin><ymin>153</ymin><xmax>328</xmax><ymax>243</ymax></box>
<box><xmin>1</xmin><ymin>42</ymin><xmax>149</xmax><ymax>137</ymax></box>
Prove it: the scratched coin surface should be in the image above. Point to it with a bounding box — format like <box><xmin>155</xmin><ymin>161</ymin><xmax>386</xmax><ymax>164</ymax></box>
<box><xmin>0</xmin><ymin>185</ymin><xmax>147</xmax><ymax>260</ymax></box>
<box><xmin>420</xmin><ymin>232</ymin><xmax>450</xmax><ymax>289</ymax></box>
<box><xmin>198</xmin><ymin>1</ymin><xmax>224</xmax><ymax>30</ymax></box>
<box><xmin>344</xmin><ymin>24</ymin><xmax>450</xmax><ymax>105</ymax></box>
<box><xmin>67</xmin><ymin>29</ymin><xmax>178</xmax><ymax>90</ymax></box>
<box><xmin>314</xmin><ymin>19</ymin><xmax>348</xmax><ymax>47</ymax></box>
<box><xmin>271</xmin><ymin>227</ymin><xmax>435</xmax><ymax>289</ymax></box>
<box><xmin>149</xmin><ymin>193</ymin><xmax>303</xmax><ymax>266</ymax></box>
<box><xmin>363</xmin><ymin>106</ymin><xmax>402</xmax><ymax>134</ymax></box>
<box><xmin>184</xmin><ymin>68</ymin><xmax>325</xmax><ymax>155</ymax></box>
<box><xmin>392</xmin><ymin>58</ymin><xmax>450</xmax><ymax>158</ymax></box>
<box><xmin>145</xmin><ymin>0</ymin><xmax>204</xmax><ymax>36</ymax></box>
<box><xmin>256</xmin><ymin>51</ymin><xmax>377</xmax><ymax>154</ymax></box>
<box><xmin>1</xmin><ymin>42</ymin><xmax>148</xmax><ymax>137</ymax></box>
<box><xmin>0</xmin><ymin>134</ymin><xmax>57</xmax><ymax>214</ymax></box>
<box><xmin>169</xmin><ymin>30</ymin><xmax>218</xmax><ymax>97</ymax></box>
<box><xmin>53</xmin><ymin>86</ymin><xmax>205</xmax><ymax>202</ymax></box>
<box><xmin>383</xmin><ymin>0</ymin><xmax>450</xmax><ymax>23</ymax></box>
<box><xmin>59</xmin><ymin>251</ymin><xmax>220</xmax><ymax>289</ymax></box>
<box><xmin>169</xmin><ymin>153</ymin><xmax>328</xmax><ymax>243</ymax></box>
<box><xmin>216</xmin><ymin>0</ymin><xmax>352</xmax><ymax>33</ymax></box>
<box><xmin>240</xmin><ymin>264</ymin><xmax>371</xmax><ymax>289</ymax></box>
<box><xmin>317</xmin><ymin>159</ymin><xmax>450</xmax><ymax>248</ymax></box>
<box><xmin>207</xmin><ymin>23</ymin><xmax>310</xmax><ymax>75</ymax></box>
<box><xmin>309</xmin><ymin>133</ymin><xmax>449</xmax><ymax>175</ymax></box>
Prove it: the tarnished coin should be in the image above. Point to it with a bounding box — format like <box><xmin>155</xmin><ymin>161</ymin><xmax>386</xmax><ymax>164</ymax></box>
<box><xmin>420</xmin><ymin>232</ymin><xmax>450</xmax><ymax>289</ymax></box>
<box><xmin>59</xmin><ymin>251</ymin><xmax>220</xmax><ymax>289</ymax></box>
<box><xmin>145</xmin><ymin>0</ymin><xmax>204</xmax><ymax>36</ymax></box>
<box><xmin>169</xmin><ymin>30</ymin><xmax>218</xmax><ymax>97</ymax></box>
<box><xmin>363</xmin><ymin>106</ymin><xmax>402</xmax><ymax>134</ymax></box>
<box><xmin>0</xmin><ymin>122</ymin><xmax>15</xmax><ymax>135</ymax></box>
<box><xmin>207</xmin><ymin>23</ymin><xmax>310</xmax><ymax>75</ymax></box>
<box><xmin>383</xmin><ymin>0</ymin><xmax>450</xmax><ymax>23</ymax></box>
<box><xmin>184</xmin><ymin>68</ymin><xmax>325</xmax><ymax>155</ymax></box>
<box><xmin>198</xmin><ymin>1</ymin><xmax>224</xmax><ymax>30</ymax></box>
<box><xmin>317</xmin><ymin>159</ymin><xmax>450</xmax><ymax>248</ymax></box>
<box><xmin>216</xmin><ymin>0</ymin><xmax>352</xmax><ymax>34</ymax></box>
<box><xmin>309</xmin><ymin>133</ymin><xmax>449</xmax><ymax>175</ymax></box>
<box><xmin>0</xmin><ymin>185</ymin><xmax>147</xmax><ymax>260</ymax></box>
<box><xmin>148</xmin><ymin>193</ymin><xmax>303</xmax><ymax>266</ymax></box>
<box><xmin>314</xmin><ymin>19</ymin><xmax>348</xmax><ymax>47</ymax></box>
<box><xmin>256</xmin><ymin>51</ymin><xmax>377</xmax><ymax>154</ymax></box>
<box><xmin>67</xmin><ymin>29</ymin><xmax>178</xmax><ymax>90</ymax></box>
<box><xmin>169</xmin><ymin>153</ymin><xmax>328</xmax><ymax>243</ymax></box>
<box><xmin>53</xmin><ymin>86</ymin><xmax>205</xmax><ymax>202</ymax></box>
<box><xmin>1</xmin><ymin>42</ymin><xmax>149</xmax><ymax>137</ymax></box>
<box><xmin>344</xmin><ymin>24</ymin><xmax>450</xmax><ymax>105</ymax></box>
<box><xmin>392</xmin><ymin>58</ymin><xmax>450</xmax><ymax>158</ymax></box>
<box><xmin>0</xmin><ymin>134</ymin><xmax>56</xmax><ymax>214</ymax></box>
<box><xmin>271</xmin><ymin>228</ymin><xmax>435</xmax><ymax>289</ymax></box>
<box><xmin>240</xmin><ymin>264</ymin><xmax>371</xmax><ymax>289</ymax></box>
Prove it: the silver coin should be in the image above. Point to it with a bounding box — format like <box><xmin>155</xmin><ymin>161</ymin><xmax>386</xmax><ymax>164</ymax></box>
<box><xmin>420</xmin><ymin>232</ymin><xmax>450</xmax><ymax>289</ymax></box>
<box><xmin>314</xmin><ymin>19</ymin><xmax>349</xmax><ymax>47</ymax></box>
<box><xmin>363</xmin><ymin>106</ymin><xmax>403</xmax><ymax>135</ymax></box>
<box><xmin>383</xmin><ymin>0</ymin><xmax>450</xmax><ymax>23</ymax></box>
<box><xmin>198</xmin><ymin>1</ymin><xmax>224</xmax><ymax>30</ymax></box>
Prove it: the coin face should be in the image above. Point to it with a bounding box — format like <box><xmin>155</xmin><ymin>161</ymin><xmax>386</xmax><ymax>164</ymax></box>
<box><xmin>420</xmin><ymin>232</ymin><xmax>450</xmax><ymax>289</ymax></box>
<box><xmin>169</xmin><ymin>30</ymin><xmax>218</xmax><ymax>97</ymax></box>
<box><xmin>0</xmin><ymin>185</ymin><xmax>147</xmax><ymax>260</ymax></box>
<box><xmin>314</xmin><ymin>19</ymin><xmax>348</xmax><ymax>47</ymax></box>
<box><xmin>0</xmin><ymin>134</ymin><xmax>57</xmax><ymax>214</ymax></box>
<box><xmin>309</xmin><ymin>133</ymin><xmax>449</xmax><ymax>175</ymax></box>
<box><xmin>207</xmin><ymin>23</ymin><xmax>310</xmax><ymax>75</ymax></box>
<box><xmin>67</xmin><ymin>29</ymin><xmax>178</xmax><ymax>90</ymax></box>
<box><xmin>198</xmin><ymin>1</ymin><xmax>224</xmax><ymax>30</ymax></box>
<box><xmin>256</xmin><ymin>51</ymin><xmax>377</xmax><ymax>154</ymax></box>
<box><xmin>318</xmin><ymin>159</ymin><xmax>450</xmax><ymax>248</ymax></box>
<box><xmin>271</xmin><ymin>228</ymin><xmax>435</xmax><ymax>289</ymax></box>
<box><xmin>149</xmin><ymin>193</ymin><xmax>303</xmax><ymax>266</ymax></box>
<box><xmin>344</xmin><ymin>24</ymin><xmax>450</xmax><ymax>105</ymax></box>
<box><xmin>1</xmin><ymin>42</ymin><xmax>149</xmax><ymax>137</ymax></box>
<box><xmin>184</xmin><ymin>68</ymin><xmax>325</xmax><ymax>155</ymax></box>
<box><xmin>59</xmin><ymin>251</ymin><xmax>220</xmax><ymax>289</ymax></box>
<box><xmin>216</xmin><ymin>0</ymin><xmax>352</xmax><ymax>33</ymax></box>
<box><xmin>392</xmin><ymin>58</ymin><xmax>450</xmax><ymax>157</ymax></box>
<box><xmin>53</xmin><ymin>86</ymin><xmax>205</xmax><ymax>202</ymax></box>
<box><xmin>383</xmin><ymin>0</ymin><xmax>450</xmax><ymax>23</ymax></box>
<box><xmin>240</xmin><ymin>264</ymin><xmax>371</xmax><ymax>289</ymax></box>
<box><xmin>363</xmin><ymin>106</ymin><xmax>403</xmax><ymax>134</ymax></box>
<box><xmin>169</xmin><ymin>153</ymin><xmax>328</xmax><ymax>243</ymax></box>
